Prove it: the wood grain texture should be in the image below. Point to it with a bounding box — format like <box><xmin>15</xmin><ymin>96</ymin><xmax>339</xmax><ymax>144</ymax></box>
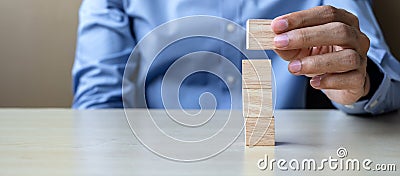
<box><xmin>245</xmin><ymin>117</ymin><xmax>275</xmax><ymax>146</ymax></box>
<box><xmin>243</xmin><ymin>88</ymin><xmax>272</xmax><ymax>118</ymax></box>
<box><xmin>246</xmin><ymin>19</ymin><xmax>276</xmax><ymax>50</ymax></box>
<box><xmin>242</xmin><ymin>60</ymin><xmax>273</xmax><ymax>118</ymax></box>
<box><xmin>242</xmin><ymin>59</ymin><xmax>272</xmax><ymax>87</ymax></box>
<box><xmin>242</xmin><ymin>59</ymin><xmax>274</xmax><ymax>146</ymax></box>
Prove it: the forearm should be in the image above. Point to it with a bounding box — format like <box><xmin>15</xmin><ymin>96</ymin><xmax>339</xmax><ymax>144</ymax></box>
<box><xmin>72</xmin><ymin>0</ymin><xmax>135</xmax><ymax>109</ymax></box>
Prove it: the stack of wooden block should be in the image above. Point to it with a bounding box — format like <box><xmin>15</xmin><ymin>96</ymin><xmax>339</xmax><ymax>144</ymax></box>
<box><xmin>242</xmin><ymin>19</ymin><xmax>276</xmax><ymax>146</ymax></box>
<box><xmin>242</xmin><ymin>60</ymin><xmax>274</xmax><ymax>146</ymax></box>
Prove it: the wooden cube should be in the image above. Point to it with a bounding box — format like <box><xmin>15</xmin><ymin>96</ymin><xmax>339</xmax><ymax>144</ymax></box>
<box><xmin>246</xmin><ymin>19</ymin><xmax>276</xmax><ymax>50</ymax></box>
<box><xmin>243</xmin><ymin>88</ymin><xmax>273</xmax><ymax>118</ymax></box>
<box><xmin>245</xmin><ymin>117</ymin><xmax>274</xmax><ymax>146</ymax></box>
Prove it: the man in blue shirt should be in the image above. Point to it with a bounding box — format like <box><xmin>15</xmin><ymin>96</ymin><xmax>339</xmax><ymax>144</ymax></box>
<box><xmin>72</xmin><ymin>0</ymin><xmax>400</xmax><ymax>115</ymax></box>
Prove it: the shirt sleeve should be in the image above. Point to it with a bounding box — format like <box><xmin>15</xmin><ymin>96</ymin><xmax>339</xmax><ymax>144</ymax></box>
<box><xmin>323</xmin><ymin>0</ymin><xmax>400</xmax><ymax>115</ymax></box>
<box><xmin>72</xmin><ymin>0</ymin><xmax>135</xmax><ymax>109</ymax></box>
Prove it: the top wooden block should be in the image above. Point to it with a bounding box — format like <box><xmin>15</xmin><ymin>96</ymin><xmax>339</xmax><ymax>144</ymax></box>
<box><xmin>246</xmin><ymin>19</ymin><xmax>276</xmax><ymax>50</ymax></box>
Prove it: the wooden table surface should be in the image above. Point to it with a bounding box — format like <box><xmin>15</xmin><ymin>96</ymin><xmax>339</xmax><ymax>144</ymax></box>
<box><xmin>0</xmin><ymin>109</ymin><xmax>399</xmax><ymax>176</ymax></box>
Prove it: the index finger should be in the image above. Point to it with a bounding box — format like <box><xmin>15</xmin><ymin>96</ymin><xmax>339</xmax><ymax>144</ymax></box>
<box><xmin>271</xmin><ymin>5</ymin><xmax>360</xmax><ymax>34</ymax></box>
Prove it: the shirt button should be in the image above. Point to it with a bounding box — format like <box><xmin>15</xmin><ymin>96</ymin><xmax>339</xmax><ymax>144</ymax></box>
<box><xmin>109</xmin><ymin>10</ymin><xmax>123</xmax><ymax>22</ymax></box>
<box><xmin>226</xmin><ymin>75</ymin><xmax>235</xmax><ymax>84</ymax></box>
<box><xmin>369</xmin><ymin>100</ymin><xmax>379</xmax><ymax>108</ymax></box>
<box><xmin>344</xmin><ymin>105</ymin><xmax>354</xmax><ymax>109</ymax></box>
<box><xmin>226</xmin><ymin>24</ymin><xmax>236</xmax><ymax>32</ymax></box>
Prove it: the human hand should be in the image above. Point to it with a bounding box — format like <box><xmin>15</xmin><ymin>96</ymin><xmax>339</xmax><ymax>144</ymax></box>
<box><xmin>271</xmin><ymin>5</ymin><xmax>371</xmax><ymax>105</ymax></box>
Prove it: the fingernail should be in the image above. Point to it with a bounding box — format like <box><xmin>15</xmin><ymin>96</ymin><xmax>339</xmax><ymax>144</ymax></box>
<box><xmin>274</xmin><ymin>34</ymin><xmax>289</xmax><ymax>48</ymax></box>
<box><xmin>273</xmin><ymin>19</ymin><xmax>288</xmax><ymax>32</ymax></box>
<box><xmin>310</xmin><ymin>76</ymin><xmax>321</xmax><ymax>88</ymax></box>
<box><xmin>289</xmin><ymin>60</ymin><xmax>301</xmax><ymax>73</ymax></box>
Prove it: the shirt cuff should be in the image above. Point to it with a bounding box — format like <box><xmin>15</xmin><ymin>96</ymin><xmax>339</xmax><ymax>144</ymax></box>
<box><xmin>333</xmin><ymin>72</ymin><xmax>390</xmax><ymax>115</ymax></box>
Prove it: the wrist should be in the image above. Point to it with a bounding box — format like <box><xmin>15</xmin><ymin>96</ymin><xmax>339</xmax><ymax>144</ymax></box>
<box><xmin>359</xmin><ymin>58</ymin><xmax>383</xmax><ymax>101</ymax></box>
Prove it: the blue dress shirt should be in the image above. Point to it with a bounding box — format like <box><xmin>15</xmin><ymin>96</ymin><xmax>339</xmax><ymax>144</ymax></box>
<box><xmin>72</xmin><ymin>0</ymin><xmax>400</xmax><ymax>115</ymax></box>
